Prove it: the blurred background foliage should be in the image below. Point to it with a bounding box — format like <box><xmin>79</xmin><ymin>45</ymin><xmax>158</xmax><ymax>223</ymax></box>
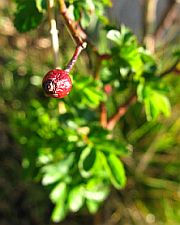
<box><xmin>0</xmin><ymin>0</ymin><xmax>180</xmax><ymax>225</ymax></box>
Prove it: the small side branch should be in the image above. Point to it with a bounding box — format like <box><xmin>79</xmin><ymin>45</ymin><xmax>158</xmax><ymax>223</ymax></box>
<box><xmin>158</xmin><ymin>60</ymin><xmax>179</xmax><ymax>78</ymax></box>
<box><xmin>58</xmin><ymin>0</ymin><xmax>111</xmax><ymax>61</ymax></box>
<box><xmin>65</xmin><ymin>43</ymin><xmax>87</xmax><ymax>73</ymax></box>
<box><xmin>58</xmin><ymin>0</ymin><xmax>87</xmax><ymax>72</ymax></box>
<box><xmin>48</xmin><ymin>0</ymin><xmax>59</xmax><ymax>67</ymax></box>
<box><xmin>58</xmin><ymin>0</ymin><xmax>86</xmax><ymax>47</ymax></box>
<box><xmin>106</xmin><ymin>95</ymin><xmax>137</xmax><ymax>130</ymax></box>
<box><xmin>100</xmin><ymin>103</ymin><xmax>107</xmax><ymax>128</ymax></box>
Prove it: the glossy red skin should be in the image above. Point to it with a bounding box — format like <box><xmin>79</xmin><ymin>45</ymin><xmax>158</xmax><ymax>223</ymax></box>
<box><xmin>42</xmin><ymin>69</ymin><xmax>72</xmax><ymax>98</ymax></box>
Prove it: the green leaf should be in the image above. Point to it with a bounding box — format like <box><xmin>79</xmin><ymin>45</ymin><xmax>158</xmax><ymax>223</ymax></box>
<box><xmin>14</xmin><ymin>0</ymin><xmax>43</xmax><ymax>32</ymax></box>
<box><xmin>51</xmin><ymin>201</ymin><xmax>67</xmax><ymax>222</ymax></box>
<box><xmin>50</xmin><ymin>182</ymin><xmax>67</xmax><ymax>222</ymax></box>
<box><xmin>50</xmin><ymin>182</ymin><xmax>66</xmax><ymax>203</ymax></box>
<box><xmin>35</xmin><ymin>0</ymin><xmax>47</xmax><ymax>13</ymax></box>
<box><xmin>95</xmin><ymin>139</ymin><xmax>130</xmax><ymax>156</ymax></box>
<box><xmin>107</xmin><ymin>30</ymin><xmax>121</xmax><ymax>45</ymax></box>
<box><xmin>68</xmin><ymin>185</ymin><xmax>85</xmax><ymax>212</ymax></box>
<box><xmin>137</xmin><ymin>83</ymin><xmax>171</xmax><ymax>120</ymax></box>
<box><xmin>101</xmin><ymin>153</ymin><xmax>126</xmax><ymax>189</ymax></box>
<box><xmin>88</xmin><ymin>128</ymin><xmax>130</xmax><ymax>156</ymax></box>
<box><xmin>173</xmin><ymin>49</ymin><xmax>180</xmax><ymax>59</ymax></box>
<box><xmin>107</xmin><ymin>26</ymin><xmax>145</xmax><ymax>80</ymax></box>
<box><xmin>145</xmin><ymin>92</ymin><xmax>171</xmax><ymax>121</ymax></box>
<box><xmin>102</xmin><ymin>0</ymin><xmax>112</xmax><ymax>7</ymax></box>
<box><xmin>41</xmin><ymin>153</ymin><xmax>75</xmax><ymax>185</ymax></box>
<box><xmin>81</xmin><ymin>10</ymin><xmax>91</xmax><ymax>28</ymax></box>
<box><xmin>73</xmin><ymin>5</ymin><xmax>81</xmax><ymax>20</ymax></box>
<box><xmin>71</xmin><ymin>76</ymin><xmax>105</xmax><ymax>109</ymax></box>
<box><xmin>86</xmin><ymin>199</ymin><xmax>100</xmax><ymax>214</ymax></box>
<box><xmin>139</xmin><ymin>48</ymin><xmax>157</xmax><ymax>75</ymax></box>
<box><xmin>83</xmin><ymin>88</ymin><xmax>104</xmax><ymax>107</ymax></box>
<box><xmin>107</xmin><ymin>26</ymin><xmax>136</xmax><ymax>46</ymax></box>
<box><xmin>71</xmin><ymin>0</ymin><xmax>109</xmax><ymax>27</ymax></box>
<box><xmin>85</xmin><ymin>178</ymin><xmax>109</xmax><ymax>201</ymax></box>
<box><xmin>137</xmin><ymin>83</ymin><xmax>145</xmax><ymax>102</ymax></box>
<box><xmin>78</xmin><ymin>146</ymin><xmax>96</xmax><ymax>178</ymax></box>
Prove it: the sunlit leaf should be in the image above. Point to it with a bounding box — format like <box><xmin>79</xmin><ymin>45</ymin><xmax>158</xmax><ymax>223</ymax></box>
<box><xmin>50</xmin><ymin>182</ymin><xmax>66</xmax><ymax>203</ymax></box>
<box><xmin>137</xmin><ymin>82</ymin><xmax>171</xmax><ymax>120</ymax></box>
<box><xmin>86</xmin><ymin>199</ymin><xmax>100</xmax><ymax>214</ymax></box>
<box><xmin>101</xmin><ymin>153</ymin><xmax>126</xmax><ymax>189</ymax></box>
<box><xmin>41</xmin><ymin>153</ymin><xmax>75</xmax><ymax>185</ymax></box>
<box><xmin>35</xmin><ymin>0</ymin><xmax>47</xmax><ymax>12</ymax></box>
<box><xmin>78</xmin><ymin>146</ymin><xmax>96</xmax><ymax>178</ymax></box>
<box><xmin>85</xmin><ymin>178</ymin><xmax>109</xmax><ymax>201</ymax></box>
<box><xmin>107</xmin><ymin>30</ymin><xmax>121</xmax><ymax>45</ymax></box>
<box><xmin>50</xmin><ymin>182</ymin><xmax>67</xmax><ymax>222</ymax></box>
<box><xmin>68</xmin><ymin>185</ymin><xmax>85</xmax><ymax>212</ymax></box>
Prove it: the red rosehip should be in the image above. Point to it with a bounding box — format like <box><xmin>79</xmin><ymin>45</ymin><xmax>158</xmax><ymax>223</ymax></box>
<box><xmin>42</xmin><ymin>69</ymin><xmax>72</xmax><ymax>98</ymax></box>
<box><xmin>104</xmin><ymin>84</ymin><xmax>112</xmax><ymax>94</ymax></box>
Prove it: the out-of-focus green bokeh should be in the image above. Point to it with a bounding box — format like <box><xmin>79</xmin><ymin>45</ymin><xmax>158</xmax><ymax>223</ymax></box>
<box><xmin>0</xmin><ymin>0</ymin><xmax>179</xmax><ymax>225</ymax></box>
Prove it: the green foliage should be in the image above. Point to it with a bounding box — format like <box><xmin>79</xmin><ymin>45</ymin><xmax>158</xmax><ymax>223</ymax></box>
<box><xmin>11</xmin><ymin>97</ymin><xmax>128</xmax><ymax>221</ymax></box>
<box><xmin>105</xmin><ymin>26</ymin><xmax>157</xmax><ymax>82</ymax></box>
<box><xmin>106</xmin><ymin>26</ymin><xmax>144</xmax><ymax>80</ymax></box>
<box><xmin>4</xmin><ymin>0</ymin><xmax>178</xmax><ymax>223</ymax></box>
<box><xmin>35</xmin><ymin>0</ymin><xmax>47</xmax><ymax>13</ymax></box>
<box><xmin>70</xmin><ymin>75</ymin><xmax>106</xmax><ymax>108</ymax></box>
<box><xmin>100</xmin><ymin>153</ymin><xmax>126</xmax><ymax>189</ymax></box>
<box><xmin>9</xmin><ymin>23</ymin><xmax>173</xmax><ymax>222</ymax></box>
<box><xmin>50</xmin><ymin>182</ymin><xmax>67</xmax><ymax>222</ymax></box>
<box><xmin>67</xmin><ymin>0</ymin><xmax>111</xmax><ymax>28</ymax></box>
<box><xmin>103</xmin><ymin>26</ymin><xmax>171</xmax><ymax>121</ymax></box>
<box><xmin>137</xmin><ymin>81</ymin><xmax>171</xmax><ymax>120</ymax></box>
<box><xmin>14</xmin><ymin>0</ymin><xmax>44</xmax><ymax>32</ymax></box>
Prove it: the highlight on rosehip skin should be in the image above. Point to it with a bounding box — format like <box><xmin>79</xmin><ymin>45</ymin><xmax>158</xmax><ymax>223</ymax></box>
<box><xmin>42</xmin><ymin>69</ymin><xmax>72</xmax><ymax>98</ymax></box>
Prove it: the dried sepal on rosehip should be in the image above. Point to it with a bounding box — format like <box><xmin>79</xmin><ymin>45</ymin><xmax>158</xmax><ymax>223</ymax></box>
<box><xmin>42</xmin><ymin>69</ymin><xmax>72</xmax><ymax>98</ymax></box>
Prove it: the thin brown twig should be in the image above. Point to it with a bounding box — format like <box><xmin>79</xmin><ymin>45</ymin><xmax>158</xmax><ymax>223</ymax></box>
<box><xmin>158</xmin><ymin>59</ymin><xmax>179</xmax><ymax>78</ymax></box>
<box><xmin>135</xmin><ymin>135</ymin><xmax>159</xmax><ymax>175</ymax></box>
<box><xmin>58</xmin><ymin>0</ymin><xmax>86</xmax><ymax>47</ymax></box>
<box><xmin>48</xmin><ymin>0</ymin><xmax>59</xmax><ymax>67</ymax></box>
<box><xmin>58</xmin><ymin>0</ymin><xmax>112</xmax><ymax>59</ymax></box>
<box><xmin>100</xmin><ymin>103</ymin><xmax>107</xmax><ymax>128</ymax></box>
<box><xmin>106</xmin><ymin>95</ymin><xmax>137</xmax><ymax>131</ymax></box>
<box><xmin>58</xmin><ymin>0</ymin><xmax>88</xmax><ymax>72</ymax></box>
<box><xmin>65</xmin><ymin>43</ymin><xmax>87</xmax><ymax>72</ymax></box>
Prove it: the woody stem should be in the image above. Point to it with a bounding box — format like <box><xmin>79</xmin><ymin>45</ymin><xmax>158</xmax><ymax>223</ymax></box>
<box><xmin>65</xmin><ymin>43</ymin><xmax>87</xmax><ymax>73</ymax></box>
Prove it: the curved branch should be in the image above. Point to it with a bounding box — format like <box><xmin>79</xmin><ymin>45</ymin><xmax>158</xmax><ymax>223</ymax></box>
<box><xmin>100</xmin><ymin>103</ymin><xmax>107</xmax><ymax>128</ymax></box>
<box><xmin>106</xmin><ymin>95</ymin><xmax>137</xmax><ymax>131</ymax></box>
<box><xmin>58</xmin><ymin>0</ymin><xmax>86</xmax><ymax>47</ymax></box>
<box><xmin>58</xmin><ymin>0</ymin><xmax>111</xmax><ymax>60</ymax></box>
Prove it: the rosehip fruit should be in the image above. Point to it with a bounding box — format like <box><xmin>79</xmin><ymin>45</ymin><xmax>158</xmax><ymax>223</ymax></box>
<box><xmin>42</xmin><ymin>69</ymin><xmax>72</xmax><ymax>98</ymax></box>
<box><xmin>104</xmin><ymin>84</ymin><xmax>112</xmax><ymax>94</ymax></box>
